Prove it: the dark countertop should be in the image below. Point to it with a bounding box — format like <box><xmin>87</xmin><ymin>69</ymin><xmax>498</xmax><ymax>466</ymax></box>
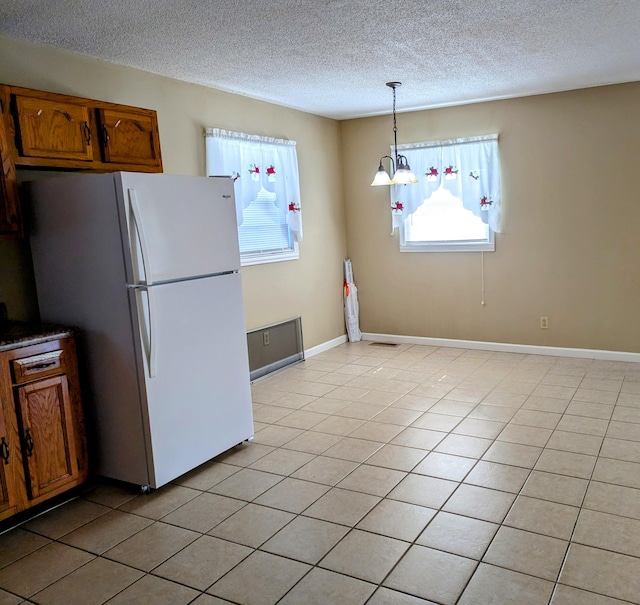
<box><xmin>0</xmin><ymin>321</ymin><xmax>74</xmax><ymax>352</ymax></box>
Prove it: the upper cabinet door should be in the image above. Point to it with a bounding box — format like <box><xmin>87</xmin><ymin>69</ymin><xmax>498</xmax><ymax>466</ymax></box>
<box><xmin>98</xmin><ymin>108</ymin><xmax>162</xmax><ymax>168</ymax></box>
<box><xmin>14</xmin><ymin>95</ymin><xmax>93</xmax><ymax>161</ymax></box>
<box><xmin>0</xmin><ymin>112</ymin><xmax>21</xmax><ymax>237</ymax></box>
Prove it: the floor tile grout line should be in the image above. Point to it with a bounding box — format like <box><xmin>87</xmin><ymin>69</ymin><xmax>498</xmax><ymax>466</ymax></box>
<box><xmin>374</xmin><ymin>354</ymin><xmax>561</xmax><ymax>601</ymax></box>
<box><xmin>192</xmin><ymin>445</ymin><xmax>381</xmax><ymax>601</ymax></box>
<box><xmin>452</xmin><ymin>362</ymin><xmax>563</xmax><ymax>604</ymax></box>
<box><xmin>276</xmin><ymin>348</ymin><xmax>544</xmax><ymax>603</ymax></box>
<box><xmin>205</xmin><ymin>401</ymin><xmax>640</xmax><ymax>534</ymax></box>
<box><xmin>12</xmin><ymin>551</ymin><xmax>100</xmax><ymax>602</ymax></box>
<box><xmin>5</xmin><ymin>482</ymin><xmax>252</xmax><ymax>602</ymax></box>
<box><xmin>336</xmin><ymin>355</ymin><xmax>552</xmax><ymax>602</ymax></box>
<box><xmin>3</xmin><ymin>344</ymin><xmax>640</xmax><ymax>604</ymax></box>
<box><xmin>548</xmin><ymin>384</ymin><xmax>637</xmax><ymax>605</ymax></box>
<box><xmin>255</xmin><ymin>352</ymin><xmax>624</xmax><ymax>600</ymax></box>
<box><xmin>220</xmin><ymin>352</ymin><xmax>632</xmax><ymax>600</ymax></box>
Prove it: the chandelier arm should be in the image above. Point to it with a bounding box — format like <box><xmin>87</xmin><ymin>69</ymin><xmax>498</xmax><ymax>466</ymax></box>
<box><xmin>379</xmin><ymin>154</ymin><xmax>396</xmax><ymax>173</ymax></box>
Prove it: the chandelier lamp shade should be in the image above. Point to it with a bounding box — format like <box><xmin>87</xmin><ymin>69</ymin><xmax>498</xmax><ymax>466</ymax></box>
<box><xmin>371</xmin><ymin>82</ymin><xmax>418</xmax><ymax>186</ymax></box>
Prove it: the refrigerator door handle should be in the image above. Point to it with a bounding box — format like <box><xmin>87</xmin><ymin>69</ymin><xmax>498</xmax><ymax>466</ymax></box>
<box><xmin>147</xmin><ymin>286</ymin><xmax>158</xmax><ymax>378</ymax></box>
<box><xmin>136</xmin><ymin>285</ymin><xmax>158</xmax><ymax>379</ymax></box>
<box><xmin>128</xmin><ymin>188</ymin><xmax>153</xmax><ymax>286</ymax></box>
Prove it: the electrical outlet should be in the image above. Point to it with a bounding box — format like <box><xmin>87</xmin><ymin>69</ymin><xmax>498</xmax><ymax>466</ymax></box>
<box><xmin>540</xmin><ymin>316</ymin><xmax>549</xmax><ymax>329</ymax></box>
<box><xmin>263</xmin><ymin>331</ymin><xmax>270</xmax><ymax>346</ymax></box>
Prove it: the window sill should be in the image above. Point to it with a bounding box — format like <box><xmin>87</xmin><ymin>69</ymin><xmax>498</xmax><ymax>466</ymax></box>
<box><xmin>241</xmin><ymin>249</ymin><xmax>299</xmax><ymax>266</ymax></box>
<box><xmin>400</xmin><ymin>241</ymin><xmax>495</xmax><ymax>253</ymax></box>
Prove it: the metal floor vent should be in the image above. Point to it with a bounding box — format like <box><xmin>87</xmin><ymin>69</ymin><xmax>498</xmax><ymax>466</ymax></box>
<box><xmin>247</xmin><ymin>317</ymin><xmax>304</xmax><ymax>381</ymax></box>
<box><xmin>369</xmin><ymin>342</ymin><xmax>400</xmax><ymax>348</ymax></box>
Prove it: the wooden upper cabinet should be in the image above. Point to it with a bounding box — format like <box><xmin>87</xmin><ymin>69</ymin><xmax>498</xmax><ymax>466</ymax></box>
<box><xmin>2</xmin><ymin>84</ymin><xmax>163</xmax><ymax>173</ymax></box>
<box><xmin>0</xmin><ymin>83</ymin><xmax>163</xmax><ymax>239</ymax></box>
<box><xmin>98</xmin><ymin>108</ymin><xmax>161</xmax><ymax>167</ymax></box>
<box><xmin>14</xmin><ymin>95</ymin><xmax>93</xmax><ymax>162</ymax></box>
<box><xmin>0</xmin><ymin>110</ymin><xmax>22</xmax><ymax>238</ymax></box>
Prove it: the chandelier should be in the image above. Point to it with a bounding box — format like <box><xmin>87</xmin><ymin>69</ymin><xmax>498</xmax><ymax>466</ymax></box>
<box><xmin>371</xmin><ymin>82</ymin><xmax>418</xmax><ymax>186</ymax></box>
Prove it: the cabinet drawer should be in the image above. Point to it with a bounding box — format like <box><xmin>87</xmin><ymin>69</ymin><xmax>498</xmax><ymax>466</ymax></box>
<box><xmin>11</xmin><ymin>350</ymin><xmax>66</xmax><ymax>384</ymax></box>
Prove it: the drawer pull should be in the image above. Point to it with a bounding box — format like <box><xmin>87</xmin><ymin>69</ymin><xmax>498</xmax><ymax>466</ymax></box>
<box><xmin>26</xmin><ymin>361</ymin><xmax>56</xmax><ymax>371</ymax></box>
<box><xmin>0</xmin><ymin>437</ymin><xmax>9</xmax><ymax>465</ymax></box>
<box><xmin>12</xmin><ymin>350</ymin><xmax>64</xmax><ymax>384</ymax></box>
<box><xmin>24</xmin><ymin>430</ymin><xmax>34</xmax><ymax>457</ymax></box>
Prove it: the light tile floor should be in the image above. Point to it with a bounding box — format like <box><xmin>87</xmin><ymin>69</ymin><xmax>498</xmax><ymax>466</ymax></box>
<box><xmin>2</xmin><ymin>341</ymin><xmax>640</xmax><ymax>604</ymax></box>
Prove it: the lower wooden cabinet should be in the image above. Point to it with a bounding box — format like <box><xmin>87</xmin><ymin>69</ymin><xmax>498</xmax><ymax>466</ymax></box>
<box><xmin>0</xmin><ymin>335</ymin><xmax>88</xmax><ymax>522</ymax></box>
<box><xmin>0</xmin><ymin>405</ymin><xmax>16</xmax><ymax>519</ymax></box>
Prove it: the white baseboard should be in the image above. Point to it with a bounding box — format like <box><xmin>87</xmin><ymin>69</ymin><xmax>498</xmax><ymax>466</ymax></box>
<box><xmin>361</xmin><ymin>332</ymin><xmax>640</xmax><ymax>363</ymax></box>
<box><xmin>305</xmin><ymin>334</ymin><xmax>348</xmax><ymax>358</ymax></box>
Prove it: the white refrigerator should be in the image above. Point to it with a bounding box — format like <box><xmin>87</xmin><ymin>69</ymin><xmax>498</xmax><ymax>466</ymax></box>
<box><xmin>27</xmin><ymin>172</ymin><xmax>254</xmax><ymax>489</ymax></box>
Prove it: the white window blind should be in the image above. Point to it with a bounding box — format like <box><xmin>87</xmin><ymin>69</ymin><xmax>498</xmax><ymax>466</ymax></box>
<box><xmin>205</xmin><ymin>128</ymin><xmax>302</xmax><ymax>265</ymax></box>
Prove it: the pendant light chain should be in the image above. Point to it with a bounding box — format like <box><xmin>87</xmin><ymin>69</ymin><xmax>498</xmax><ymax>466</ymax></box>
<box><xmin>370</xmin><ymin>81</ymin><xmax>418</xmax><ymax>186</ymax></box>
<box><xmin>392</xmin><ymin>84</ymin><xmax>398</xmax><ymax>166</ymax></box>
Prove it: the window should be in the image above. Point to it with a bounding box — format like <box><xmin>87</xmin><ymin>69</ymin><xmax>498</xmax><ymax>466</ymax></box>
<box><xmin>237</xmin><ymin>188</ymin><xmax>294</xmax><ymax>261</ymax></box>
<box><xmin>205</xmin><ymin>128</ymin><xmax>302</xmax><ymax>266</ymax></box>
<box><xmin>400</xmin><ymin>187</ymin><xmax>494</xmax><ymax>252</ymax></box>
<box><xmin>390</xmin><ymin>135</ymin><xmax>501</xmax><ymax>252</ymax></box>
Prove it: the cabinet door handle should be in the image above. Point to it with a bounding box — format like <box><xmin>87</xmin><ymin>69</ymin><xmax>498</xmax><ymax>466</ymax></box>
<box><xmin>53</xmin><ymin>108</ymin><xmax>74</xmax><ymax>122</ymax></box>
<box><xmin>24</xmin><ymin>429</ymin><xmax>34</xmax><ymax>457</ymax></box>
<box><xmin>0</xmin><ymin>437</ymin><xmax>9</xmax><ymax>465</ymax></box>
<box><xmin>84</xmin><ymin>122</ymin><xmax>92</xmax><ymax>144</ymax></box>
<box><xmin>103</xmin><ymin>125</ymin><xmax>110</xmax><ymax>148</ymax></box>
<box><xmin>26</xmin><ymin>361</ymin><xmax>56</xmax><ymax>371</ymax></box>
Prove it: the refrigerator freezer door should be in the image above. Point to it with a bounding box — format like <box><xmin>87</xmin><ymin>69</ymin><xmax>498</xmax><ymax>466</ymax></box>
<box><xmin>131</xmin><ymin>272</ymin><xmax>254</xmax><ymax>488</ymax></box>
<box><xmin>116</xmin><ymin>173</ymin><xmax>241</xmax><ymax>285</ymax></box>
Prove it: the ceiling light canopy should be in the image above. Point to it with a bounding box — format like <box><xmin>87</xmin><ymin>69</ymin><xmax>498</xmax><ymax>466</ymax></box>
<box><xmin>371</xmin><ymin>82</ymin><xmax>418</xmax><ymax>187</ymax></box>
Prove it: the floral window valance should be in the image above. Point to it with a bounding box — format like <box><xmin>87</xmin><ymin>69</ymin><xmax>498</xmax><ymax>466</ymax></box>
<box><xmin>205</xmin><ymin>128</ymin><xmax>303</xmax><ymax>241</ymax></box>
<box><xmin>391</xmin><ymin>134</ymin><xmax>502</xmax><ymax>234</ymax></box>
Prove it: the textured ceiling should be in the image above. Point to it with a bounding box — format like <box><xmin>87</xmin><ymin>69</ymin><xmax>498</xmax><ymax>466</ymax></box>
<box><xmin>1</xmin><ymin>0</ymin><xmax>639</xmax><ymax>119</ymax></box>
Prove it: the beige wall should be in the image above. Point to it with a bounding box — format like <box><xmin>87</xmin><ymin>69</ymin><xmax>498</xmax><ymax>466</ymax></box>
<box><xmin>3</xmin><ymin>34</ymin><xmax>639</xmax><ymax>354</ymax></box>
<box><xmin>341</xmin><ymin>83</ymin><xmax>640</xmax><ymax>353</ymax></box>
<box><xmin>0</xmin><ymin>35</ymin><xmax>348</xmax><ymax>348</ymax></box>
